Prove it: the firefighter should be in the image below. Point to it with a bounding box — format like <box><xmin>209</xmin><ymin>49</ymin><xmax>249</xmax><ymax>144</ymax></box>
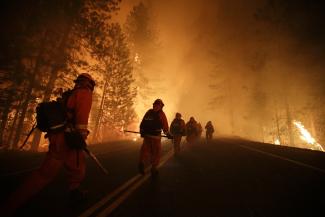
<box><xmin>2</xmin><ymin>73</ymin><xmax>95</xmax><ymax>216</ymax></box>
<box><xmin>185</xmin><ymin>117</ymin><xmax>199</xmax><ymax>144</ymax></box>
<box><xmin>139</xmin><ymin>99</ymin><xmax>172</xmax><ymax>178</ymax></box>
<box><xmin>205</xmin><ymin>121</ymin><xmax>215</xmax><ymax>142</ymax></box>
<box><xmin>170</xmin><ymin>112</ymin><xmax>186</xmax><ymax>155</ymax></box>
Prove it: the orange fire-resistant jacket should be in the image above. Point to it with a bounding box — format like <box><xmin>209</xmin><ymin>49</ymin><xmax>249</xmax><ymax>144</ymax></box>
<box><xmin>67</xmin><ymin>86</ymin><xmax>93</xmax><ymax>135</ymax></box>
<box><xmin>159</xmin><ymin>110</ymin><xmax>169</xmax><ymax>135</ymax></box>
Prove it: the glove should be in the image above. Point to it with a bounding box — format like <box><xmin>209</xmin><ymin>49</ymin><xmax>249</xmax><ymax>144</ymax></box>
<box><xmin>78</xmin><ymin>129</ymin><xmax>89</xmax><ymax>140</ymax></box>
<box><xmin>166</xmin><ymin>132</ymin><xmax>173</xmax><ymax>140</ymax></box>
<box><xmin>140</xmin><ymin>129</ymin><xmax>145</xmax><ymax>138</ymax></box>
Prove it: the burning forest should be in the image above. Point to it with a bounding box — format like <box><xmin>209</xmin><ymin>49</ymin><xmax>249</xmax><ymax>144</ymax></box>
<box><xmin>1</xmin><ymin>0</ymin><xmax>325</xmax><ymax>151</ymax></box>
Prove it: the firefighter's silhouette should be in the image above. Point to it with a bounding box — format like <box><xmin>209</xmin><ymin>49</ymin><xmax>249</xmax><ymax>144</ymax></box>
<box><xmin>138</xmin><ymin>99</ymin><xmax>172</xmax><ymax>178</ymax></box>
<box><xmin>205</xmin><ymin>121</ymin><xmax>215</xmax><ymax>142</ymax></box>
<box><xmin>170</xmin><ymin>112</ymin><xmax>186</xmax><ymax>155</ymax></box>
<box><xmin>185</xmin><ymin>117</ymin><xmax>199</xmax><ymax>144</ymax></box>
<box><xmin>2</xmin><ymin>73</ymin><xmax>95</xmax><ymax>216</ymax></box>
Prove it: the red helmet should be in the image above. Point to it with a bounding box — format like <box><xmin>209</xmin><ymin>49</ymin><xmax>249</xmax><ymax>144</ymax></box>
<box><xmin>153</xmin><ymin>99</ymin><xmax>164</xmax><ymax>107</ymax></box>
<box><xmin>74</xmin><ymin>73</ymin><xmax>96</xmax><ymax>89</ymax></box>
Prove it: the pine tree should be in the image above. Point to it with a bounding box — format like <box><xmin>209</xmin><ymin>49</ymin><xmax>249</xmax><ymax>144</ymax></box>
<box><xmin>124</xmin><ymin>2</ymin><xmax>162</xmax><ymax>115</ymax></box>
<box><xmin>90</xmin><ymin>23</ymin><xmax>136</xmax><ymax>142</ymax></box>
<box><xmin>0</xmin><ymin>0</ymin><xmax>122</xmax><ymax>149</ymax></box>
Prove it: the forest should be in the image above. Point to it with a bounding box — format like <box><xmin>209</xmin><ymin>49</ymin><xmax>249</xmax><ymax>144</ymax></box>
<box><xmin>0</xmin><ymin>0</ymin><xmax>325</xmax><ymax>151</ymax></box>
<box><xmin>0</xmin><ymin>0</ymin><xmax>162</xmax><ymax>151</ymax></box>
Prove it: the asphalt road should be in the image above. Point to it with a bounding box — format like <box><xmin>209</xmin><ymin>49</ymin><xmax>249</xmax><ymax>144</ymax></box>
<box><xmin>1</xmin><ymin>137</ymin><xmax>325</xmax><ymax>217</ymax></box>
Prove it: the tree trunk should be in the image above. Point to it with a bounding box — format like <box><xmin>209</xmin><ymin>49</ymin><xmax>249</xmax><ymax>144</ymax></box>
<box><xmin>0</xmin><ymin>93</ymin><xmax>13</xmax><ymax>145</ymax></box>
<box><xmin>274</xmin><ymin>101</ymin><xmax>281</xmax><ymax>144</ymax></box>
<box><xmin>12</xmin><ymin>31</ymin><xmax>49</xmax><ymax>149</ymax></box>
<box><xmin>7</xmin><ymin>108</ymin><xmax>20</xmax><ymax>149</ymax></box>
<box><xmin>30</xmin><ymin>0</ymin><xmax>86</xmax><ymax>150</ymax></box>
<box><xmin>227</xmin><ymin>78</ymin><xmax>235</xmax><ymax>134</ymax></box>
<box><xmin>285</xmin><ymin>98</ymin><xmax>294</xmax><ymax>146</ymax></box>
<box><xmin>93</xmin><ymin>79</ymin><xmax>108</xmax><ymax>142</ymax></box>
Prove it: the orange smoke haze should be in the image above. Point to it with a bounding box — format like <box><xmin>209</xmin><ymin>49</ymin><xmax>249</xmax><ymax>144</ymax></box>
<box><xmin>114</xmin><ymin>0</ymin><xmax>325</xmax><ymax>144</ymax></box>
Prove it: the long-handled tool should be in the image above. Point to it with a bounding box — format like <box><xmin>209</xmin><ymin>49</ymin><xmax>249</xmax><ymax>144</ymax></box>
<box><xmin>123</xmin><ymin>130</ymin><xmax>171</xmax><ymax>139</ymax></box>
<box><xmin>83</xmin><ymin>147</ymin><xmax>109</xmax><ymax>175</ymax></box>
<box><xmin>19</xmin><ymin>123</ymin><xmax>37</xmax><ymax>150</ymax></box>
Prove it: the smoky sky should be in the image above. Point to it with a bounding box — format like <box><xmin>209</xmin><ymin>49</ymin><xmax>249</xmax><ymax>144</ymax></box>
<box><xmin>119</xmin><ymin>0</ymin><xmax>325</xmax><ymax>139</ymax></box>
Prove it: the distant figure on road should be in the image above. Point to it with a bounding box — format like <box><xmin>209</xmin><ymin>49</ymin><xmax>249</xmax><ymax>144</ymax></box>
<box><xmin>1</xmin><ymin>73</ymin><xmax>95</xmax><ymax>216</ymax></box>
<box><xmin>139</xmin><ymin>99</ymin><xmax>172</xmax><ymax>178</ymax></box>
<box><xmin>170</xmin><ymin>112</ymin><xmax>186</xmax><ymax>155</ymax></box>
<box><xmin>186</xmin><ymin>117</ymin><xmax>199</xmax><ymax>144</ymax></box>
<box><xmin>205</xmin><ymin>121</ymin><xmax>215</xmax><ymax>142</ymax></box>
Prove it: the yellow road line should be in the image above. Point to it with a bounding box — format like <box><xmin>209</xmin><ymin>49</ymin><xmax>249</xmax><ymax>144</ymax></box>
<box><xmin>96</xmin><ymin>150</ymin><xmax>173</xmax><ymax>217</ymax></box>
<box><xmin>96</xmin><ymin>173</ymin><xmax>150</xmax><ymax>217</ymax></box>
<box><xmin>79</xmin><ymin>150</ymin><xmax>173</xmax><ymax>217</ymax></box>
<box><xmin>78</xmin><ymin>175</ymin><xmax>141</xmax><ymax>217</ymax></box>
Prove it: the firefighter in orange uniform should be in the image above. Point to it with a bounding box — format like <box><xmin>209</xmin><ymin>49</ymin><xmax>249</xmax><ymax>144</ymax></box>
<box><xmin>185</xmin><ymin>117</ymin><xmax>199</xmax><ymax>144</ymax></box>
<box><xmin>170</xmin><ymin>112</ymin><xmax>186</xmax><ymax>155</ymax></box>
<box><xmin>2</xmin><ymin>73</ymin><xmax>95</xmax><ymax>216</ymax></box>
<box><xmin>205</xmin><ymin>121</ymin><xmax>215</xmax><ymax>142</ymax></box>
<box><xmin>138</xmin><ymin>99</ymin><xmax>172</xmax><ymax>178</ymax></box>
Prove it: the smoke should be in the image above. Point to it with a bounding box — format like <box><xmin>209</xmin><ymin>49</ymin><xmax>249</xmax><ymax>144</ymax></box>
<box><xmin>118</xmin><ymin>0</ymin><xmax>325</xmax><ymax>142</ymax></box>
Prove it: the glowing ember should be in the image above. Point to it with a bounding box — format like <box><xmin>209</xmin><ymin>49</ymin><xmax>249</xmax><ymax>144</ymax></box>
<box><xmin>274</xmin><ymin>139</ymin><xmax>280</xmax><ymax>145</ymax></box>
<box><xmin>293</xmin><ymin>120</ymin><xmax>324</xmax><ymax>151</ymax></box>
<box><xmin>134</xmin><ymin>53</ymin><xmax>140</xmax><ymax>63</ymax></box>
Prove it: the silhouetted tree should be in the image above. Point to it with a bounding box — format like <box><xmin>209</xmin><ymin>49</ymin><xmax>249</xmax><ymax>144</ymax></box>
<box><xmin>90</xmin><ymin>23</ymin><xmax>136</xmax><ymax>142</ymax></box>
<box><xmin>124</xmin><ymin>2</ymin><xmax>162</xmax><ymax>113</ymax></box>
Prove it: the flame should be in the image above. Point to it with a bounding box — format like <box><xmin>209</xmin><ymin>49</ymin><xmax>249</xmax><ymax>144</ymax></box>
<box><xmin>293</xmin><ymin>120</ymin><xmax>324</xmax><ymax>151</ymax></box>
<box><xmin>274</xmin><ymin>139</ymin><xmax>280</xmax><ymax>145</ymax></box>
<box><xmin>134</xmin><ymin>53</ymin><xmax>140</xmax><ymax>63</ymax></box>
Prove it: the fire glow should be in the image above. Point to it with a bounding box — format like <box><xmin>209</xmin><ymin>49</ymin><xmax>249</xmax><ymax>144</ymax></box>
<box><xmin>293</xmin><ymin>120</ymin><xmax>324</xmax><ymax>151</ymax></box>
<box><xmin>274</xmin><ymin>139</ymin><xmax>280</xmax><ymax>145</ymax></box>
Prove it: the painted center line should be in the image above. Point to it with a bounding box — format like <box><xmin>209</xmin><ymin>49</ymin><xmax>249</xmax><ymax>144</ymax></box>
<box><xmin>79</xmin><ymin>150</ymin><xmax>174</xmax><ymax>217</ymax></box>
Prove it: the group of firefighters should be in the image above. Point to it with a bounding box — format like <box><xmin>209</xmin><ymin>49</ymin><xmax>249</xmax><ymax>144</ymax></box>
<box><xmin>170</xmin><ymin>113</ymin><xmax>215</xmax><ymax>155</ymax></box>
<box><xmin>1</xmin><ymin>73</ymin><xmax>215</xmax><ymax>216</ymax></box>
<box><xmin>138</xmin><ymin>99</ymin><xmax>215</xmax><ymax>177</ymax></box>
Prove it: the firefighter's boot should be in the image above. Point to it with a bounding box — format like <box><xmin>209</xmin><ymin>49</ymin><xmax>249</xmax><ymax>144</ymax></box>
<box><xmin>69</xmin><ymin>188</ymin><xmax>88</xmax><ymax>204</ymax></box>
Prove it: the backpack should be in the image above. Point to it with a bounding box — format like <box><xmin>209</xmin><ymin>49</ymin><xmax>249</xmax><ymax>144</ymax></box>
<box><xmin>171</xmin><ymin>119</ymin><xmax>185</xmax><ymax>135</ymax></box>
<box><xmin>36</xmin><ymin>89</ymin><xmax>73</xmax><ymax>132</ymax></box>
<box><xmin>186</xmin><ymin>122</ymin><xmax>198</xmax><ymax>136</ymax></box>
<box><xmin>140</xmin><ymin>109</ymin><xmax>163</xmax><ymax>136</ymax></box>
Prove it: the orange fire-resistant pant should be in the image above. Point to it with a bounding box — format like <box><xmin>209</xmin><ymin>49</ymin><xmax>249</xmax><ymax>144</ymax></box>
<box><xmin>173</xmin><ymin>135</ymin><xmax>182</xmax><ymax>154</ymax></box>
<box><xmin>186</xmin><ymin>134</ymin><xmax>197</xmax><ymax>144</ymax></box>
<box><xmin>4</xmin><ymin>132</ymin><xmax>85</xmax><ymax>213</ymax></box>
<box><xmin>206</xmin><ymin>132</ymin><xmax>213</xmax><ymax>141</ymax></box>
<box><xmin>139</xmin><ymin>137</ymin><xmax>162</xmax><ymax>169</ymax></box>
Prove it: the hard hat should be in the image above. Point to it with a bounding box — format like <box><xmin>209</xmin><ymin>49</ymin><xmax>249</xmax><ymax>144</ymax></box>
<box><xmin>153</xmin><ymin>99</ymin><xmax>164</xmax><ymax>106</ymax></box>
<box><xmin>74</xmin><ymin>73</ymin><xmax>96</xmax><ymax>88</ymax></box>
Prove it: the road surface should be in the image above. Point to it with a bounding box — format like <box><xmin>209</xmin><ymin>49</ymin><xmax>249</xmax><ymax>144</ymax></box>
<box><xmin>1</xmin><ymin>137</ymin><xmax>325</xmax><ymax>217</ymax></box>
